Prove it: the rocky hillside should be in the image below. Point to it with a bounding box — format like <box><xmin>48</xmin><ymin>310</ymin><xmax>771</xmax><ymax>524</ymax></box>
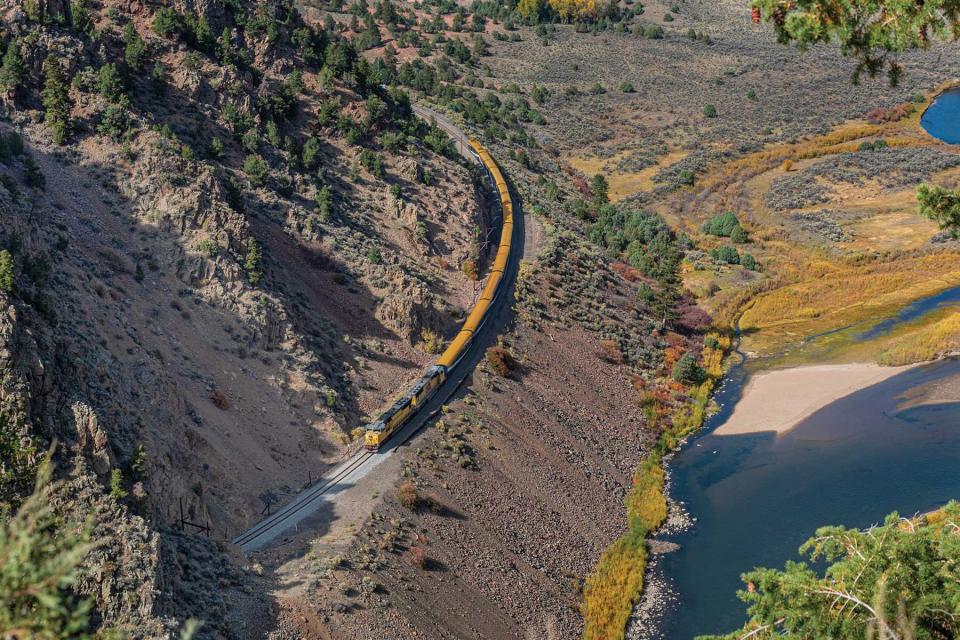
<box><xmin>0</xmin><ymin>0</ymin><xmax>495</xmax><ymax>634</ymax></box>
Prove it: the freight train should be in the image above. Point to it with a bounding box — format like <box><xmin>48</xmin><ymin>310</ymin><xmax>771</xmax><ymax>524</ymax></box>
<box><xmin>364</xmin><ymin>140</ymin><xmax>513</xmax><ymax>450</ymax></box>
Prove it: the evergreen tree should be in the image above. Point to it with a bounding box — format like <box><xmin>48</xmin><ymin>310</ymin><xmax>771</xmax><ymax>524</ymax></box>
<box><xmin>315</xmin><ymin>184</ymin><xmax>333</xmax><ymax>221</ymax></box>
<box><xmin>0</xmin><ymin>457</ymin><xmax>93</xmax><ymax>639</ymax></box>
<box><xmin>217</xmin><ymin>28</ymin><xmax>234</xmax><ymax>65</ymax></box>
<box><xmin>701</xmin><ymin>504</ymin><xmax>960</xmax><ymax>639</ymax></box>
<box><xmin>41</xmin><ymin>58</ymin><xmax>73</xmax><ymax>145</ymax></box>
<box><xmin>0</xmin><ymin>41</ymin><xmax>25</xmax><ymax>98</ymax></box>
<box><xmin>97</xmin><ymin>63</ymin><xmax>125</xmax><ymax>103</ymax></box>
<box><xmin>591</xmin><ymin>173</ymin><xmax>609</xmax><ymax>210</ymax></box>
<box><xmin>123</xmin><ymin>24</ymin><xmax>149</xmax><ymax>71</ymax></box>
<box><xmin>671</xmin><ymin>352</ymin><xmax>705</xmax><ymax>385</ymax></box>
<box><xmin>917</xmin><ymin>182</ymin><xmax>960</xmax><ymax>238</ymax></box>
<box><xmin>244</xmin><ymin>237</ymin><xmax>263</xmax><ymax>284</ymax></box>
<box><xmin>752</xmin><ymin>0</ymin><xmax>960</xmax><ymax>84</ymax></box>
<box><xmin>0</xmin><ymin>250</ymin><xmax>13</xmax><ymax>293</ymax></box>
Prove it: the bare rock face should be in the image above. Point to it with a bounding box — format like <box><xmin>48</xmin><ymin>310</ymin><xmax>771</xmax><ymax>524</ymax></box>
<box><xmin>72</xmin><ymin>402</ymin><xmax>113</xmax><ymax>477</ymax></box>
<box><xmin>375</xmin><ymin>274</ymin><xmax>444</xmax><ymax>342</ymax></box>
<box><xmin>173</xmin><ymin>0</ymin><xmax>226</xmax><ymax>32</ymax></box>
<box><xmin>387</xmin><ymin>190</ymin><xmax>420</xmax><ymax>228</ymax></box>
<box><xmin>52</xmin><ymin>470</ymin><xmax>171</xmax><ymax>639</ymax></box>
<box><xmin>128</xmin><ymin>146</ymin><xmax>248</xmax><ymax>255</ymax></box>
<box><xmin>397</xmin><ymin>156</ymin><xmax>423</xmax><ymax>183</ymax></box>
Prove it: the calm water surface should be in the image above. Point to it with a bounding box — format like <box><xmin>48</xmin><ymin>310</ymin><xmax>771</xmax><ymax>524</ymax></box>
<box><xmin>921</xmin><ymin>87</ymin><xmax>960</xmax><ymax>143</ymax></box>
<box><xmin>652</xmin><ymin>357</ymin><xmax>960</xmax><ymax>639</ymax></box>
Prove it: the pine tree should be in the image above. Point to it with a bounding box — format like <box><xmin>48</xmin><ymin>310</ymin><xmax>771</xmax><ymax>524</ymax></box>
<box><xmin>0</xmin><ymin>456</ymin><xmax>93</xmax><ymax>639</ymax></box>
<box><xmin>752</xmin><ymin>0</ymin><xmax>960</xmax><ymax>84</ymax></box>
<box><xmin>244</xmin><ymin>237</ymin><xmax>263</xmax><ymax>284</ymax></box>
<box><xmin>917</xmin><ymin>182</ymin><xmax>960</xmax><ymax>238</ymax></box>
<box><xmin>41</xmin><ymin>58</ymin><xmax>73</xmax><ymax>145</ymax></box>
<box><xmin>0</xmin><ymin>41</ymin><xmax>25</xmax><ymax>98</ymax></box>
<box><xmin>701</xmin><ymin>504</ymin><xmax>960</xmax><ymax>639</ymax></box>
<box><xmin>0</xmin><ymin>250</ymin><xmax>13</xmax><ymax>294</ymax></box>
<box><xmin>591</xmin><ymin>173</ymin><xmax>609</xmax><ymax>210</ymax></box>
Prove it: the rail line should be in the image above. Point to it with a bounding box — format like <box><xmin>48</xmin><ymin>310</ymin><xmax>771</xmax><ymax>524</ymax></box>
<box><xmin>233</xmin><ymin>105</ymin><xmax>520</xmax><ymax>551</ymax></box>
<box><xmin>232</xmin><ymin>451</ymin><xmax>373</xmax><ymax>547</ymax></box>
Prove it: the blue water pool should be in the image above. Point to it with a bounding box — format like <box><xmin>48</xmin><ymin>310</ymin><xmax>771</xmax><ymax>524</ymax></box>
<box><xmin>921</xmin><ymin>88</ymin><xmax>960</xmax><ymax>143</ymax></box>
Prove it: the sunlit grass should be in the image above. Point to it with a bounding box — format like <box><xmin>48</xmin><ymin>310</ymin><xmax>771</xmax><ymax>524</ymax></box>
<box><xmin>581</xmin><ymin>335</ymin><xmax>729</xmax><ymax>640</ymax></box>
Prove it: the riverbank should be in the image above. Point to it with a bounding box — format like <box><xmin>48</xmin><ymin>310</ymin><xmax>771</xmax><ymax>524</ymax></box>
<box><xmin>714</xmin><ymin>362</ymin><xmax>920</xmax><ymax>436</ymax></box>
<box><xmin>642</xmin><ymin>355</ymin><xmax>960</xmax><ymax>638</ymax></box>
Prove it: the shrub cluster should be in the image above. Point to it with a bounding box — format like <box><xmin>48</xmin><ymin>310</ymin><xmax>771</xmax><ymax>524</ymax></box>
<box><xmin>485</xmin><ymin>346</ymin><xmax>515</xmax><ymax>376</ymax></box>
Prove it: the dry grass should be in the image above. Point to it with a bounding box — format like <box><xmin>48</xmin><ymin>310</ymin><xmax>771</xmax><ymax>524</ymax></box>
<box><xmin>738</xmin><ymin>253</ymin><xmax>960</xmax><ymax>356</ymax></box>
<box><xmin>567</xmin><ymin>150</ymin><xmax>687</xmax><ymax>201</ymax></box>
<box><xmin>876</xmin><ymin>310</ymin><xmax>960</xmax><ymax>365</ymax></box>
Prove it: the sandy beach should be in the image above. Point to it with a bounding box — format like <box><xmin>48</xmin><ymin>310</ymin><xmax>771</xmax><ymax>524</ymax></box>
<box><xmin>714</xmin><ymin>362</ymin><xmax>920</xmax><ymax>436</ymax></box>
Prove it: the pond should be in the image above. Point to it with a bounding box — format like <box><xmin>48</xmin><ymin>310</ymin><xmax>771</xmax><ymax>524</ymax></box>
<box><xmin>921</xmin><ymin>87</ymin><xmax>960</xmax><ymax>143</ymax></box>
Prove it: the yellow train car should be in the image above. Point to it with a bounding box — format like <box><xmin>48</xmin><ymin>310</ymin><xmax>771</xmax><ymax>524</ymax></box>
<box><xmin>365</xmin><ymin>139</ymin><xmax>514</xmax><ymax>450</ymax></box>
<box><xmin>436</xmin><ymin>329</ymin><xmax>473</xmax><ymax>369</ymax></box>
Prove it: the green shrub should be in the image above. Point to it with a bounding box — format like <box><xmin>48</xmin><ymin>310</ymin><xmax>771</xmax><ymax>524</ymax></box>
<box><xmin>97</xmin><ymin>63</ymin><xmax>124</xmax><ymax>103</ymax></box>
<box><xmin>96</xmin><ymin>104</ymin><xmax>130</xmax><ymax>142</ymax></box>
<box><xmin>702</xmin><ymin>211</ymin><xmax>740</xmax><ymax>237</ymax></box>
<box><xmin>730</xmin><ymin>224</ymin><xmax>748</xmax><ymax>244</ymax></box>
<box><xmin>123</xmin><ymin>24</ymin><xmax>149</xmax><ymax>71</ymax></box>
<box><xmin>710</xmin><ymin>245</ymin><xmax>740</xmax><ymax>264</ymax></box>
<box><xmin>315</xmin><ymin>185</ymin><xmax>333</xmax><ymax>222</ymax></box>
<box><xmin>207</xmin><ymin>137</ymin><xmax>224</xmax><ymax>159</ymax></box>
<box><xmin>671</xmin><ymin>352</ymin><xmax>705</xmax><ymax>384</ymax></box>
<box><xmin>741</xmin><ymin>253</ymin><xmax>757</xmax><ymax>270</ymax></box>
<box><xmin>643</xmin><ymin>24</ymin><xmax>663</xmax><ymax>38</ymax></box>
<box><xmin>0</xmin><ymin>250</ymin><xmax>13</xmax><ymax>293</ymax></box>
<box><xmin>243</xmin><ymin>154</ymin><xmax>269</xmax><ymax>187</ymax></box>
<box><xmin>24</xmin><ymin>156</ymin><xmax>44</xmax><ymax>190</ymax></box>
<box><xmin>244</xmin><ymin>237</ymin><xmax>263</xmax><ymax>284</ymax></box>
<box><xmin>109</xmin><ymin>468</ymin><xmax>127</xmax><ymax>499</ymax></box>
<box><xmin>153</xmin><ymin>7</ymin><xmax>180</xmax><ymax>37</ymax></box>
<box><xmin>300</xmin><ymin>136</ymin><xmax>321</xmax><ymax>171</ymax></box>
<box><xmin>197</xmin><ymin>239</ymin><xmax>219</xmax><ymax>258</ymax></box>
<box><xmin>703</xmin><ymin>103</ymin><xmax>717</xmax><ymax>117</ymax></box>
<box><xmin>618</xmin><ymin>80</ymin><xmax>636</xmax><ymax>93</ymax></box>
<box><xmin>366</xmin><ymin>246</ymin><xmax>383</xmax><ymax>264</ymax></box>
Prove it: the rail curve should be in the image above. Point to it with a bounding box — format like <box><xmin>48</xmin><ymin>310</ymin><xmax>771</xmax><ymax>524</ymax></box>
<box><xmin>233</xmin><ymin>112</ymin><xmax>521</xmax><ymax>551</ymax></box>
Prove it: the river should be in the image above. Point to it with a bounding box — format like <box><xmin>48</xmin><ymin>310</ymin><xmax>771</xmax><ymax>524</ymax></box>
<box><xmin>644</xmin><ymin>287</ymin><xmax>960</xmax><ymax>639</ymax></box>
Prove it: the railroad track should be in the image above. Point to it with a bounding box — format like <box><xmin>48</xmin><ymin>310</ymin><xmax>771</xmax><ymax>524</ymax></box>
<box><xmin>232</xmin><ymin>451</ymin><xmax>373</xmax><ymax>548</ymax></box>
<box><xmin>233</xmin><ymin>104</ymin><xmax>522</xmax><ymax>552</ymax></box>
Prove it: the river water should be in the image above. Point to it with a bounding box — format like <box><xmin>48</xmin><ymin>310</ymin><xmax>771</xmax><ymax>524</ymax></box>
<box><xmin>647</xmin><ymin>289</ymin><xmax>960</xmax><ymax>639</ymax></box>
